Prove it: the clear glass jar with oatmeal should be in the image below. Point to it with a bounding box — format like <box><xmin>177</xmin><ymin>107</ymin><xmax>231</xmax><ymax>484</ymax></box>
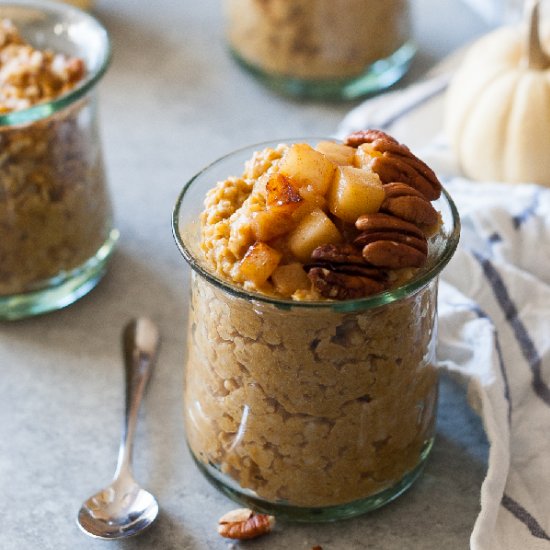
<box><xmin>223</xmin><ymin>0</ymin><xmax>416</xmax><ymax>99</ymax></box>
<box><xmin>173</xmin><ymin>138</ymin><xmax>460</xmax><ymax>521</ymax></box>
<box><xmin>0</xmin><ymin>1</ymin><xmax>116</xmax><ymax>320</ymax></box>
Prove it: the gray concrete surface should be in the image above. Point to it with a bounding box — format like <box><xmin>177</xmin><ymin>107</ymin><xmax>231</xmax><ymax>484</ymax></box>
<box><xmin>0</xmin><ymin>1</ymin><xmax>493</xmax><ymax>548</ymax></box>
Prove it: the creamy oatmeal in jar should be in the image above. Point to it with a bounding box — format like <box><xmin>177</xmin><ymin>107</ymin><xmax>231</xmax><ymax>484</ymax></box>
<box><xmin>0</xmin><ymin>7</ymin><xmax>115</xmax><ymax>320</ymax></box>
<box><xmin>223</xmin><ymin>0</ymin><xmax>415</xmax><ymax>98</ymax></box>
<box><xmin>173</xmin><ymin>130</ymin><xmax>460</xmax><ymax>520</ymax></box>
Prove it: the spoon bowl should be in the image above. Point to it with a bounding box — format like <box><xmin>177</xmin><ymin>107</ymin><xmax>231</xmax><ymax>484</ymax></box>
<box><xmin>77</xmin><ymin>477</ymin><xmax>159</xmax><ymax>539</ymax></box>
<box><xmin>77</xmin><ymin>317</ymin><xmax>160</xmax><ymax>540</ymax></box>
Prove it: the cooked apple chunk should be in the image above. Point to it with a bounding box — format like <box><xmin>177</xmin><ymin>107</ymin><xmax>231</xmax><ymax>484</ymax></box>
<box><xmin>250</xmin><ymin>210</ymin><xmax>295</xmax><ymax>241</ymax></box>
<box><xmin>239</xmin><ymin>242</ymin><xmax>282</xmax><ymax>286</ymax></box>
<box><xmin>328</xmin><ymin>166</ymin><xmax>385</xmax><ymax>223</ymax></box>
<box><xmin>354</xmin><ymin>143</ymin><xmax>383</xmax><ymax>169</ymax></box>
<box><xmin>279</xmin><ymin>143</ymin><xmax>336</xmax><ymax>196</ymax></box>
<box><xmin>271</xmin><ymin>263</ymin><xmax>311</xmax><ymax>295</ymax></box>
<box><xmin>287</xmin><ymin>208</ymin><xmax>342</xmax><ymax>262</ymax></box>
<box><xmin>315</xmin><ymin>141</ymin><xmax>356</xmax><ymax>166</ymax></box>
<box><xmin>266</xmin><ymin>173</ymin><xmax>303</xmax><ymax>213</ymax></box>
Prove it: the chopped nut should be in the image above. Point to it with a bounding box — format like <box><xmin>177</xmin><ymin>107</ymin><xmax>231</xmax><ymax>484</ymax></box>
<box><xmin>217</xmin><ymin>508</ymin><xmax>275</xmax><ymax>540</ymax></box>
<box><xmin>0</xmin><ymin>19</ymin><xmax>111</xmax><ymax>296</ymax></box>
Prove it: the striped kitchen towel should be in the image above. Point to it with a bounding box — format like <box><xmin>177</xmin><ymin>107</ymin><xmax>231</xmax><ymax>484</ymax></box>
<box><xmin>338</xmin><ymin>80</ymin><xmax>550</xmax><ymax>549</ymax></box>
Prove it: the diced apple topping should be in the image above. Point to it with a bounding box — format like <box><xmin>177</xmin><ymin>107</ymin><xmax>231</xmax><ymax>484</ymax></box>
<box><xmin>250</xmin><ymin>210</ymin><xmax>295</xmax><ymax>241</ymax></box>
<box><xmin>287</xmin><ymin>208</ymin><xmax>342</xmax><ymax>262</ymax></box>
<box><xmin>266</xmin><ymin>173</ymin><xmax>303</xmax><ymax>213</ymax></box>
<box><xmin>354</xmin><ymin>143</ymin><xmax>382</xmax><ymax>169</ymax></box>
<box><xmin>201</xmin><ymin>133</ymin><xmax>442</xmax><ymax>301</ymax></box>
<box><xmin>328</xmin><ymin>166</ymin><xmax>385</xmax><ymax>223</ymax></box>
<box><xmin>291</xmin><ymin>185</ymin><xmax>326</xmax><ymax>222</ymax></box>
<box><xmin>271</xmin><ymin>263</ymin><xmax>310</xmax><ymax>296</ymax></box>
<box><xmin>239</xmin><ymin>242</ymin><xmax>282</xmax><ymax>286</ymax></box>
<box><xmin>315</xmin><ymin>141</ymin><xmax>356</xmax><ymax>166</ymax></box>
<box><xmin>279</xmin><ymin>143</ymin><xmax>336</xmax><ymax>196</ymax></box>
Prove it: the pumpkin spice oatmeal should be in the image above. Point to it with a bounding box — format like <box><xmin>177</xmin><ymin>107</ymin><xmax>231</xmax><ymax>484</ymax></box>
<box><xmin>224</xmin><ymin>0</ymin><xmax>412</xmax><ymax>80</ymax></box>
<box><xmin>0</xmin><ymin>18</ymin><xmax>113</xmax><ymax>297</ymax></box>
<box><xmin>177</xmin><ymin>131</ymin><xmax>459</xmax><ymax>518</ymax></box>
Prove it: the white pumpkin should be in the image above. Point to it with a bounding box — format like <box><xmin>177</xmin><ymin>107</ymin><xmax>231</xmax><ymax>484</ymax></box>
<box><xmin>445</xmin><ymin>0</ymin><xmax>550</xmax><ymax>186</ymax></box>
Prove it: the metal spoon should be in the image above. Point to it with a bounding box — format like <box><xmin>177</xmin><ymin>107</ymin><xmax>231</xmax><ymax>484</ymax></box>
<box><xmin>77</xmin><ymin>317</ymin><xmax>161</xmax><ymax>539</ymax></box>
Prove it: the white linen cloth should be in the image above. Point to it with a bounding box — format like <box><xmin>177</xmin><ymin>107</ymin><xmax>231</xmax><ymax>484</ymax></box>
<box><xmin>337</xmin><ymin>75</ymin><xmax>550</xmax><ymax>549</ymax></box>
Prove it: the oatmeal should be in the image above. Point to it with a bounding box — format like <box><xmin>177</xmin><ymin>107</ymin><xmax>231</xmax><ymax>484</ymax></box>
<box><xmin>201</xmin><ymin>130</ymin><xmax>442</xmax><ymax>300</ymax></box>
<box><xmin>0</xmin><ymin>19</ymin><xmax>113</xmax><ymax>296</ymax></box>
<box><xmin>224</xmin><ymin>0</ymin><xmax>411</xmax><ymax>80</ymax></box>
<box><xmin>180</xmin><ymin>130</ymin><xmax>456</xmax><ymax>513</ymax></box>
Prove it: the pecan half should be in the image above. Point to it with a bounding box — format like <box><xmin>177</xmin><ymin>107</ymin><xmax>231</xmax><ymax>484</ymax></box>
<box><xmin>381</xmin><ymin>195</ymin><xmax>439</xmax><ymax>228</ymax></box>
<box><xmin>308</xmin><ymin>267</ymin><xmax>385</xmax><ymax>300</ymax></box>
<box><xmin>354</xmin><ymin>230</ymin><xmax>427</xmax><ymax>255</ymax></box>
<box><xmin>383</xmin><ymin>182</ymin><xmax>427</xmax><ymax>200</ymax></box>
<box><xmin>217</xmin><ymin>508</ymin><xmax>275</xmax><ymax>540</ymax></box>
<box><xmin>311</xmin><ymin>243</ymin><xmax>368</xmax><ymax>266</ymax></box>
<box><xmin>371</xmin><ymin>155</ymin><xmax>439</xmax><ymax>201</ymax></box>
<box><xmin>344</xmin><ymin>129</ymin><xmax>399</xmax><ymax>147</ymax></box>
<box><xmin>362</xmin><ymin>240</ymin><xmax>426</xmax><ymax>269</ymax></box>
<box><xmin>355</xmin><ymin>212</ymin><xmax>425</xmax><ymax>239</ymax></box>
<box><xmin>306</xmin><ymin>243</ymin><xmax>386</xmax><ymax>298</ymax></box>
<box><xmin>354</xmin><ymin>213</ymin><xmax>428</xmax><ymax>269</ymax></box>
<box><xmin>343</xmin><ymin>129</ymin><xmax>442</xmax><ymax>200</ymax></box>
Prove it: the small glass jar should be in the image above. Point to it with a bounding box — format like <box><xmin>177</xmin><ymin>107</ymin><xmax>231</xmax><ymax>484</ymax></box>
<box><xmin>0</xmin><ymin>0</ymin><xmax>117</xmax><ymax>320</ymax></box>
<box><xmin>223</xmin><ymin>0</ymin><xmax>416</xmax><ymax>100</ymax></box>
<box><xmin>172</xmin><ymin>140</ymin><xmax>460</xmax><ymax>521</ymax></box>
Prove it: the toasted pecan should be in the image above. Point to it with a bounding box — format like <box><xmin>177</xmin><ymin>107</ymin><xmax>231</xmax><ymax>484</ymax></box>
<box><xmin>310</xmin><ymin>243</ymin><xmax>367</xmax><ymax>265</ymax></box>
<box><xmin>371</xmin><ymin>156</ymin><xmax>440</xmax><ymax>201</ymax></box>
<box><xmin>383</xmin><ymin>182</ymin><xmax>427</xmax><ymax>200</ymax></box>
<box><xmin>344</xmin><ymin>129</ymin><xmax>399</xmax><ymax>147</ymax></box>
<box><xmin>354</xmin><ymin>230</ymin><xmax>428</xmax><ymax>255</ymax></box>
<box><xmin>381</xmin><ymin>195</ymin><xmax>439</xmax><ymax>228</ymax></box>
<box><xmin>217</xmin><ymin>509</ymin><xmax>275</xmax><ymax>540</ymax></box>
<box><xmin>362</xmin><ymin>240</ymin><xmax>427</xmax><ymax>269</ymax></box>
<box><xmin>355</xmin><ymin>212</ymin><xmax>425</xmax><ymax>238</ymax></box>
<box><xmin>308</xmin><ymin>267</ymin><xmax>385</xmax><ymax>299</ymax></box>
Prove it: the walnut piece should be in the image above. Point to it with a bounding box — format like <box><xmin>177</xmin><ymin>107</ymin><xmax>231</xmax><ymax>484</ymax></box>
<box><xmin>217</xmin><ymin>508</ymin><xmax>275</xmax><ymax>540</ymax></box>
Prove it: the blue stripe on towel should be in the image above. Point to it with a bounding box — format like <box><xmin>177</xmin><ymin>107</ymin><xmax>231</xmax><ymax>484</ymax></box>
<box><xmin>474</xmin><ymin>252</ymin><xmax>550</xmax><ymax>406</ymax></box>
<box><xmin>502</xmin><ymin>493</ymin><xmax>550</xmax><ymax>540</ymax></box>
<box><xmin>512</xmin><ymin>189</ymin><xmax>541</xmax><ymax>229</ymax></box>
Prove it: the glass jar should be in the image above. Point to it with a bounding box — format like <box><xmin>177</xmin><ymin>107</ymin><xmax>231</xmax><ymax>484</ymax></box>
<box><xmin>223</xmin><ymin>0</ymin><xmax>416</xmax><ymax>100</ymax></box>
<box><xmin>172</xmin><ymin>140</ymin><xmax>460</xmax><ymax>521</ymax></box>
<box><xmin>0</xmin><ymin>0</ymin><xmax>117</xmax><ymax>320</ymax></box>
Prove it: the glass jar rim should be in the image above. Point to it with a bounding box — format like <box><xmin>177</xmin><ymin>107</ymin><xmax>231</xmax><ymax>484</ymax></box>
<box><xmin>172</xmin><ymin>138</ymin><xmax>461</xmax><ymax>312</ymax></box>
<box><xmin>0</xmin><ymin>0</ymin><xmax>111</xmax><ymax>127</ymax></box>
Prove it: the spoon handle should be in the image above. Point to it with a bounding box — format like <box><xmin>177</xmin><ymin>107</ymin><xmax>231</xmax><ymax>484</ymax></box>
<box><xmin>114</xmin><ymin>317</ymin><xmax>160</xmax><ymax>479</ymax></box>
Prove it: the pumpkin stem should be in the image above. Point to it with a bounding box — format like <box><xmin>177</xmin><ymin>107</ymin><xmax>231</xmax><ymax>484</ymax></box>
<box><xmin>525</xmin><ymin>0</ymin><xmax>550</xmax><ymax>70</ymax></box>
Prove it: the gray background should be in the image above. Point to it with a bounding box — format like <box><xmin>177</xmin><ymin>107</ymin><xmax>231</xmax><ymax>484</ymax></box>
<box><xmin>1</xmin><ymin>1</ymin><xmax>494</xmax><ymax>548</ymax></box>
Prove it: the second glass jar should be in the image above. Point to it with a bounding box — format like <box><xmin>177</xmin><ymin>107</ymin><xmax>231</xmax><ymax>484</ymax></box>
<box><xmin>223</xmin><ymin>0</ymin><xmax>416</xmax><ymax>100</ymax></box>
